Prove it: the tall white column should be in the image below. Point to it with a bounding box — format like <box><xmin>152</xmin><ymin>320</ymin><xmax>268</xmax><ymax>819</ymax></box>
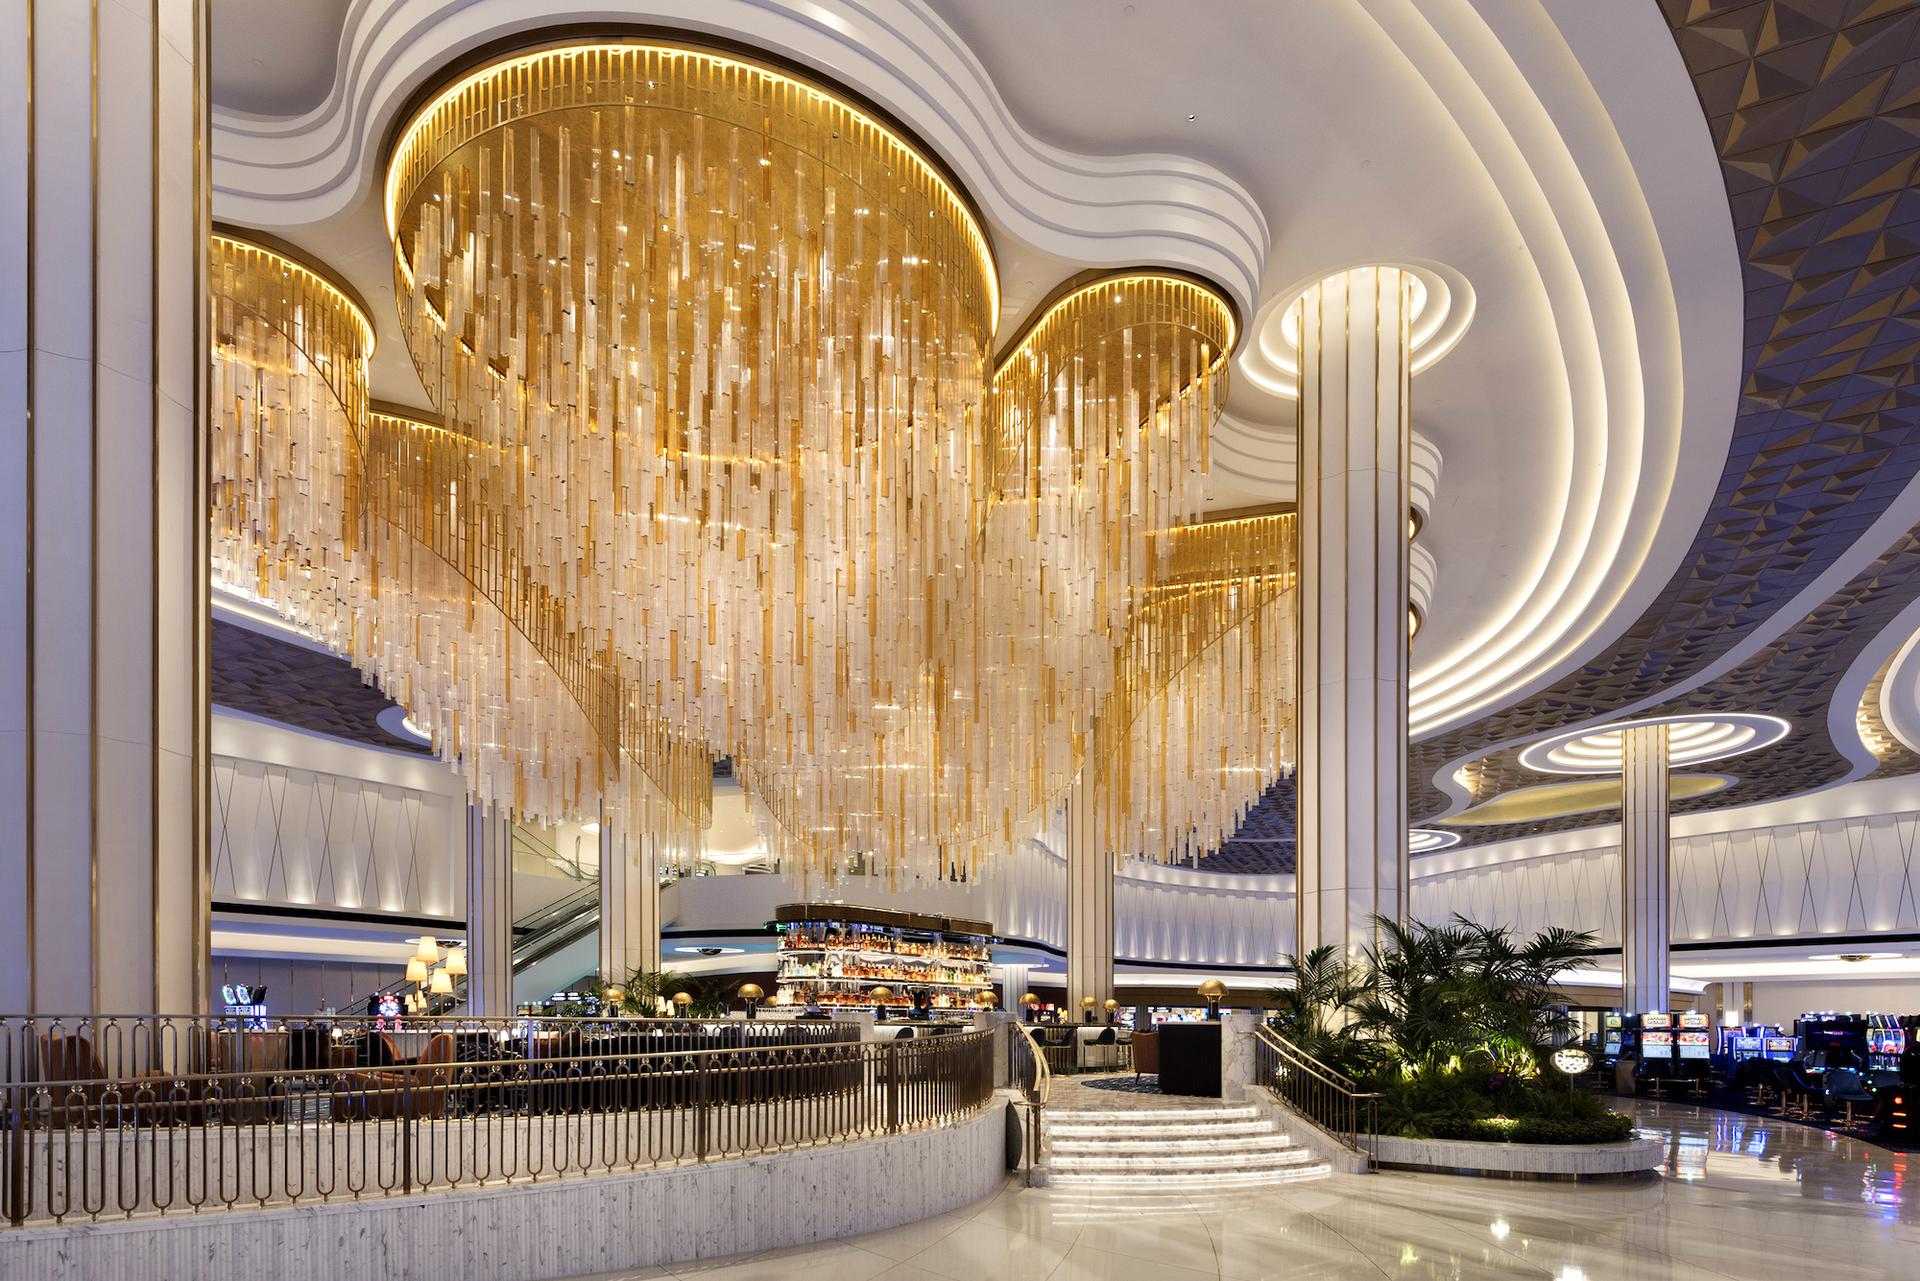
<box><xmin>1065</xmin><ymin>775</ymin><xmax>1113</xmax><ymax>1018</ymax></box>
<box><xmin>1620</xmin><ymin>723</ymin><xmax>1671</xmax><ymax>1012</ymax></box>
<box><xmin>0</xmin><ymin>0</ymin><xmax>208</xmax><ymax>1015</ymax></box>
<box><xmin>1295</xmin><ymin>266</ymin><xmax>1412</xmax><ymax>961</ymax></box>
<box><xmin>599</xmin><ymin>816</ymin><xmax>659</xmax><ymax>981</ymax></box>
<box><xmin>465</xmin><ymin>803</ymin><xmax>513</xmax><ymax>1016</ymax></box>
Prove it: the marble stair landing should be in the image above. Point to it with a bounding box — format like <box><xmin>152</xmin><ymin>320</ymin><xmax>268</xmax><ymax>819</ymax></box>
<box><xmin>1044</xmin><ymin>1097</ymin><xmax>1331</xmax><ymax>1190</ymax></box>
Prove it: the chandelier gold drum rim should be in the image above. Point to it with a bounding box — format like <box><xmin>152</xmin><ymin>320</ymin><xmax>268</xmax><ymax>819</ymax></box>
<box><xmin>381</xmin><ymin>33</ymin><xmax>1001</xmax><ymax>327</ymax></box>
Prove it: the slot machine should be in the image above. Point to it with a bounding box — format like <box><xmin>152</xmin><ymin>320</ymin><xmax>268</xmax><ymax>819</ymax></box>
<box><xmin>1762</xmin><ymin>1034</ymin><xmax>1799</xmax><ymax>1062</ymax></box>
<box><xmin>1640</xmin><ymin>1011</ymin><xmax>1675</xmax><ymax>1076</ymax></box>
<box><xmin>1676</xmin><ymin>1011</ymin><xmax>1711</xmax><ymax>1073</ymax></box>
<box><xmin>1722</xmin><ymin>1025</ymin><xmax>1773</xmax><ymax>1063</ymax></box>
<box><xmin>1867</xmin><ymin>1014</ymin><xmax>1907</xmax><ymax>1074</ymax></box>
<box><xmin>1602</xmin><ymin>1012</ymin><xmax>1624</xmax><ymax>1061</ymax></box>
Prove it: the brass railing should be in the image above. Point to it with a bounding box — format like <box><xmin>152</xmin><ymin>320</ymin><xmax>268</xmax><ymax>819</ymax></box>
<box><xmin>1252</xmin><ymin>1024</ymin><xmax>1379</xmax><ymax>1168</ymax></box>
<box><xmin>1</xmin><ymin>1014</ymin><xmax>990</xmax><ymax>1226</ymax></box>
<box><xmin>1004</xmin><ymin>1021</ymin><xmax>1051</xmax><ymax>1182</ymax></box>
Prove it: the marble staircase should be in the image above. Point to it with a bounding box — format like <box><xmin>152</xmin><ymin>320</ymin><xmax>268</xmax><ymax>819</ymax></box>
<box><xmin>1045</xmin><ymin>1103</ymin><xmax>1330</xmax><ymax>1189</ymax></box>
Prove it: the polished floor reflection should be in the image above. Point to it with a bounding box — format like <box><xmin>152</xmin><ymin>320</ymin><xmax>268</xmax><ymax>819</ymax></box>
<box><xmin>561</xmin><ymin>1098</ymin><xmax>1920</xmax><ymax>1279</ymax></box>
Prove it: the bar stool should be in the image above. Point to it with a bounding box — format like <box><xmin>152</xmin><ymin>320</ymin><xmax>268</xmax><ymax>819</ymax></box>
<box><xmin>1824</xmin><ymin>1069</ymin><xmax>1875</xmax><ymax>1130</ymax></box>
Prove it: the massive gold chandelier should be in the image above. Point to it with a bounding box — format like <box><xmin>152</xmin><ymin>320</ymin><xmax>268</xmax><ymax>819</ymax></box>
<box><xmin>210</xmin><ymin>231</ymin><xmax>709</xmax><ymax>858</ymax></box>
<box><xmin>211</xmin><ymin>36</ymin><xmax>1300</xmax><ymax>883</ymax></box>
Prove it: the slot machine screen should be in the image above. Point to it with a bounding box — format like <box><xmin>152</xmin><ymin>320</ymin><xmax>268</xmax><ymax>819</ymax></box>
<box><xmin>1641</xmin><ymin>1030</ymin><xmax>1674</xmax><ymax>1057</ymax></box>
<box><xmin>1643</xmin><ymin>1012</ymin><xmax>1674</xmax><ymax>1030</ymax></box>
<box><xmin>1677</xmin><ymin>1031</ymin><xmax>1710</xmax><ymax>1061</ymax></box>
<box><xmin>1730</xmin><ymin>1034</ymin><xmax>1763</xmax><ymax>1061</ymax></box>
<box><xmin>1679</xmin><ymin>1011</ymin><xmax>1709</xmax><ymax>1031</ymax></box>
<box><xmin>1763</xmin><ymin>1035</ymin><xmax>1797</xmax><ymax>1061</ymax></box>
<box><xmin>1603</xmin><ymin>1014</ymin><xmax>1623</xmax><ymax>1056</ymax></box>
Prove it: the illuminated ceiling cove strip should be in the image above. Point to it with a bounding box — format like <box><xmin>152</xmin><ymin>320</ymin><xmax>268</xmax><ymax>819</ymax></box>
<box><xmin>1517</xmin><ymin>714</ymin><xmax>1790</xmax><ymax>776</ymax></box>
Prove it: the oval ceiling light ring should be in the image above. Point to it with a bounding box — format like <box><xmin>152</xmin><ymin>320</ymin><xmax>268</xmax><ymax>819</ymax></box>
<box><xmin>1239</xmin><ymin>258</ymin><xmax>1475</xmax><ymax>398</ymax></box>
<box><xmin>1516</xmin><ymin>713</ymin><xmax>1790</xmax><ymax>776</ymax></box>
<box><xmin>1408</xmin><ymin>828</ymin><xmax>1460</xmax><ymax>854</ymax></box>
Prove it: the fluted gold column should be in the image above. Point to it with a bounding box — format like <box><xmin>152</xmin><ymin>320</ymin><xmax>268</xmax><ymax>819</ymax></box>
<box><xmin>599</xmin><ymin>815</ymin><xmax>660</xmax><ymax>982</ymax></box>
<box><xmin>0</xmin><ymin>0</ymin><xmax>208</xmax><ymax>1014</ymax></box>
<box><xmin>1065</xmin><ymin>773</ymin><xmax>1114</xmax><ymax>1018</ymax></box>
<box><xmin>1294</xmin><ymin>266</ymin><xmax>1412</xmax><ymax>961</ymax></box>
<box><xmin>465</xmin><ymin>804</ymin><xmax>514</xmax><ymax>1017</ymax></box>
<box><xmin>1620</xmin><ymin>723</ymin><xmax>1671</xmax><ymax>1012</ymax></box>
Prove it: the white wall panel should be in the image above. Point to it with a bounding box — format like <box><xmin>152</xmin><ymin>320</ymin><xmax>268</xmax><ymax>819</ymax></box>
<box><xmin>1412</xmin><ymin>807</ymin><xmax>1920</xmax><ymax>947</ymax></box>
<box><xmin>210</xmin><ymin>712</ymin><xmax>464</xmax><ymax>921</ymax></box>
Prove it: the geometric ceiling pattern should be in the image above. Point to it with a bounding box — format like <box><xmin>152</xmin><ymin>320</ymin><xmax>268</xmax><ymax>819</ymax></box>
<box><xmin>211</xmin><ymin>619</ymin><xmax>430</xmax><ymax>754</ymax></box>
<box><xmin>1219</xmin><ymin>0</ymin><xmax>1920</xmax><ymax>872</ymax></box>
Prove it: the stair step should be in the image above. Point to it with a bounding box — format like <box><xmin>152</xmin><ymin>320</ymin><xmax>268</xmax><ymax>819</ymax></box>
<box><xmin>1052</xmin><ymin>1149</ymin><xmax>1318</xmax><ymax>1172</ymax></box>
<box><xmin>1051</xmin><ymin>1134</ymin><xmax>1296</xmax><ymax>1155</ymax></box>
<box><xmin>1048</xmin><ymin>1106</ymin><xmax>1259</xmax><ymax>1123</ymax></box>
<box><xmin>1049</xmin><ymin>1119</ymin><xmax>1273</xmax><ymax>1138</ymax></box>
<box><xmin>1050</xmin><ymin>1165</ymin><xmax>1331</xmax><ymax>1189</ymax></box>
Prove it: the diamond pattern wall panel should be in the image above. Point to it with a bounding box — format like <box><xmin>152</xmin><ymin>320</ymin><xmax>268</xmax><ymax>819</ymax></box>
<box><xmin>1412</xmin><ymin>806</ymin><xmax>1920</xmax><ymax>945</ymax></box>
<box><xmin>211</xmin><ymin>755</ymin><xmax>459</xmax><ymax>919</ymax></box>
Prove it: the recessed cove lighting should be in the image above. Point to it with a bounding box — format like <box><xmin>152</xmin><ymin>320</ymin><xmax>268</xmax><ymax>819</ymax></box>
<box><xmin>376</xmin><ymin>705</ymin><xmax>433</xmax><ymax>745</ymax></box>
<box><xmin>1517</xmin><ymin>714</ymin><xmax>1790</xmax><ymax>775</ymax></box>
<box><xmin>1240</xmin><ymin>260</ymin><xmax>1475</xmax><ymax>399</ymax></box>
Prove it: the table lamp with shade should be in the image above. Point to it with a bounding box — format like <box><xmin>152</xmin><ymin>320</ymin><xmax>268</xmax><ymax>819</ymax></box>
<box><xmin>1197</xmin><ymin>978</ymin><xmax>1228</xmax><ymax>1021</ymax></box>
<box><xmin>738</xmin><ymin>982</ymin><xmax>764</xmax><ymax>1019</ymax></box>
<box><xmin>869</xmin><ymin>985</ymin><xmax>893</xmax><ymax>1018</ymax></box>
<box><xmin>1020</xmin><ymin>993</ymin><xmax>1040</xmax><ymax>1023</ymax></box>
<box><xmin>414</xmin><ymin>936</ymin><xmax>441</xmax><ymax>964</ymax></box>
<box><xmin>672</xmin><ymin>991</ymin><xmax>693</xmax><ymax>1018</ymax></box>
<box><xmin>444</xmin><ymin>947</ymin><xmax>467</xmax><ymax>978</ymax></box>
<box><xmin>1080</xmin><ymin>994</ymin><xmax>1097</xmax><ymax>1023</ymax></box>
<box><xmin>1104</xmin><ymin>998</ymin><xmax>1120</xmax><ymax>1024</ymax></box>
<box><xmin>429</xmin><ymin>968</ymin><xmax>453</xmax><ymax>996</ymax></box>
<box><xmin>405</xmin><ymin>957</ymin><xmax>429</xmax><ymax>986</ymax></box>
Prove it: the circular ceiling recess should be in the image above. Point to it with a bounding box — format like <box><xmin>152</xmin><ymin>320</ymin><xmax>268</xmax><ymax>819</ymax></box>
<box><xmin>1408</xmin><ymin>828</ymin><xmax>1461</xmax><ymax>854</ymax></box>
<box><xmin>1238</xmin><ymin>259</ymin><xmax>1474</xmax><ymax>398</ymax></box>
<box><xmin>1440</xmin><ymin>774</ymin><xmax>1734</xmax><ymax>827</ymax></box>
<box><xmin>1517</xmin><ymin>714</ymin><xmax>1790</xmax><ymax>776</ymax></box>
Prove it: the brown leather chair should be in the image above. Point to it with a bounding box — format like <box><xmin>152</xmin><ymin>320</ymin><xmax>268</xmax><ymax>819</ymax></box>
<box><xmin>332</xmin><ymin>1032</ymin><xmax>457</xmax><ymax>1120</ymax></box>
<box><xmin>1131</xmin><ymin>1029</ymin><xmax>1160</xmax><ymax>1082</ymax></box>
<box><xmin>39</xmin><ymin>1034</ymin><xmax>202</xmax><ymax>1127</ymax></box>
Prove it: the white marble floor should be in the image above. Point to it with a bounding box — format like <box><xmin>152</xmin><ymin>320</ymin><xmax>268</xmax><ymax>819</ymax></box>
<box><xmin>558</xmin><ymin>1097</ymin><xmax>1920</xmax><ymax>1279</ymax></box>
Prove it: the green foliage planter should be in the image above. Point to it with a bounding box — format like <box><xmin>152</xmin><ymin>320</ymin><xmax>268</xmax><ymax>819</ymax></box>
<box><xmin>1272</xmin><ymin>916</ymin><xmax>1636</xmax><ymax>1148</ymax></box>
<box><xmin>1424</xmin><ymin>1112</ymin><xmax>1635</xmax><ymax>1145</ymax></box>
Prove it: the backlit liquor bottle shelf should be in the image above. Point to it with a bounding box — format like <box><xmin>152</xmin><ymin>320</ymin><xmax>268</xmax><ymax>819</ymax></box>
<box><xmin>771</xmin><ymin>903</ymin><xmax>994</xmax><ymax>1011</ymax></box>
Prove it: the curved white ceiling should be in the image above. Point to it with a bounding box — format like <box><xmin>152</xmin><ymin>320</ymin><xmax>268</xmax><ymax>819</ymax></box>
<box><xmin>210</xmin><ymin>0</ymin><xmax>1741</xmax><ymax>746</ymax></box>
<box><xmin>928</xmin><ymin>0</ymin><xmax>1740</xmax><ymax>740</ymax></box>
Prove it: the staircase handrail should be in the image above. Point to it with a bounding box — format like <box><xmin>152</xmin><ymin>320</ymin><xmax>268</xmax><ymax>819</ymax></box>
<box><xmin>1010</xmin><ymin>1019</ymin><xmax>1052</xmax><ymax>1108</ymax></box>
<box><xmin>1252</xmin><ymin>1023</ymin><xmax>1380</xmax><ymax>1168</ymax></box>
<box><xmin>1006</xmin><ymin>1019</ymin><xmax>1051</xmax><ymax>1183</ymax></box>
